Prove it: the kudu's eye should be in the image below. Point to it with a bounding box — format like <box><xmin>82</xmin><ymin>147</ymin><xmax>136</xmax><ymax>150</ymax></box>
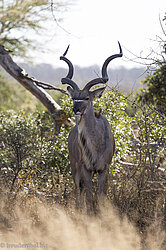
<box><xmin>85</xmin><ymin>97</ymin><xmax>90</xmax><ymax>100</ymax></box>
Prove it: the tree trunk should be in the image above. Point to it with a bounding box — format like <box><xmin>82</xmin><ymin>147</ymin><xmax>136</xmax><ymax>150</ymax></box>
<box><xmin>0</xmin><ymin>45</ymin><xmax>69</xmax><ymax>132</ymax></box>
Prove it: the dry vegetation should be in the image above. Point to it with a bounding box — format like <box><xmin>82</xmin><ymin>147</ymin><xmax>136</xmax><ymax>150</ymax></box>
<box><xmin>0</xmin><ymin>164</ymin><xmax>165</xmax><ymax>250</ymax></box>
<box><xmin>0</xmin><ymin>196</ymin><xmax>164</xmax><ymax>250</ymax></box>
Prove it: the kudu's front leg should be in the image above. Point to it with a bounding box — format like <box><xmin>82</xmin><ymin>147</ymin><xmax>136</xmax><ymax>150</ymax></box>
<box><xmin>74</xmin><ymin>162</ymin><xmax>84</xmax><ymax>209</ymax></box>
<box><xmin>98</xmin><ymin>164</ymin><xmax>109</xmax><ymax>197</ymax></box>
<box><xmin>82</xmin><ymin>166</ymin><xmax>94</xmax><ymax>214</ymax></box>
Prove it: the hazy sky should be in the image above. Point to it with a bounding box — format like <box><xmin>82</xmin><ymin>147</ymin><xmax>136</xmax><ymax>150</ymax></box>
<box><xmin>35</xmin><ymin>0</ymin><xmax>165</xmax><ymax>69</ymax></box>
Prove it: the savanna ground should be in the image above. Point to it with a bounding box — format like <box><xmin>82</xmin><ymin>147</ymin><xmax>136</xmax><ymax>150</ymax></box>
<box><xmin>0</xmin><ymin>92</ymin><xmax>165</xmax><ymax>250</ymax></box>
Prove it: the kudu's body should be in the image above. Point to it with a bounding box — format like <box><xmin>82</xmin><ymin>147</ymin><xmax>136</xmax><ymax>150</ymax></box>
<box><xmin>68</xmin><ymin>103</ymin><xmax>115</xmax><ymax>210</ymax></box>
<box><xmin>60</xmin><ymin>43</ymin><xmax>122</xmax><ymax>211</ymax></box>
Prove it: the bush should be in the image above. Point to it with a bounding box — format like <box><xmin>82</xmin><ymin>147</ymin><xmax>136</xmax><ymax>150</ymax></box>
<box><xmin>108</xmin><ymin>104</ymin><xmax>166</xmax><ymax>231</ymax></box>
<box><xmin>0</xmin><ymin>110</ymin><xmax>72</xmax><ymax>201</ymax></box>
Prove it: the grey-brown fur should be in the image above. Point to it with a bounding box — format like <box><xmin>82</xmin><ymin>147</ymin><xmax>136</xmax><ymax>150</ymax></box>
<box><xmin>60</xmin><ymin>43</ymin><xmax>122</xmax><ymax>211</ymax></box>
<box><xmin>68</xmin><ymin>105</ymin><xmax>115</xmax><ymax>211</ymax></box>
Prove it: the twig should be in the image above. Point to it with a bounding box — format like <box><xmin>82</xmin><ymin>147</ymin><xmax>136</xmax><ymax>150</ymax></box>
<box><xmin>146</xmin><ymin>103</ymin><xmax>166</xmax><ymax>120</ymax></box>
<box><xmin>159</xmin><ymin>14</ymin><xmax>166</xmax><ymax>37</ymax></box>
<box><xmin>50</xmin><ymin>0</ymin><xmax>72</xmax><ymax>36</ymax></box>
<box><xmin>32</xmin><ymin>79</ymin><xmax>68</xmax><ymax>95</ymax></box>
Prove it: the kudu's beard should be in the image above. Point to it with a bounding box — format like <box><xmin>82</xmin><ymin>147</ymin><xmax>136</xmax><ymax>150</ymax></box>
<box><xmin>75</xmin><ymin>115</ymin><xmax>80</xmax><ymax>126</ymax></box>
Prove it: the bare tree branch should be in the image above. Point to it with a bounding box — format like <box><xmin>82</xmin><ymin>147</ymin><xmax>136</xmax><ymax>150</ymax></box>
<box><xmin>50</xmin><ymin>0</ymin><xmax>72</xmax><ymax>35</ymax></box>
<box><xmin>32</xmin><ymin>79</ymin><xmax>68</xmax><ymax>95</ymax></box>
<box><xmin>159</xmin><ymin>14</ymin><xmax>166</xmax><ymax>37</ymax></box>
<box><xmin>0</xmin><ymin>44</ymin><xmax>69</xmax><ymax>132</ymax></box>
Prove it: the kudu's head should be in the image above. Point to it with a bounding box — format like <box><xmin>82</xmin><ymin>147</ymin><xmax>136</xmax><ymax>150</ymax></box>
<box><xmin>60</xmin><ymin>43</ymin><xmax>122</xmax><ymax>116</ymax></box>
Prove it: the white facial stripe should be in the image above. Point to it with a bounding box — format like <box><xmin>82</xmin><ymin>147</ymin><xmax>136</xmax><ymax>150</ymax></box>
<box><xmin>74</xmin><ymin>100</ymin><xmax>83</xmax><ymax>102</ymax></box>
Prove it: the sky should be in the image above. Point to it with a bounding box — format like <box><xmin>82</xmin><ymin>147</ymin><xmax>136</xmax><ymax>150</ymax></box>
<box><xmin>34</xmin><ymin>0</ymin><xmax>166</xmax><ymax>69</ymax></box>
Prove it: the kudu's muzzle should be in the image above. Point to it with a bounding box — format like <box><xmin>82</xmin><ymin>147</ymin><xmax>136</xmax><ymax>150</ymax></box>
<box><xmin>73</xmin><ymin>100</ymin><xmax>85</xmax><ymax>116</ymax></box>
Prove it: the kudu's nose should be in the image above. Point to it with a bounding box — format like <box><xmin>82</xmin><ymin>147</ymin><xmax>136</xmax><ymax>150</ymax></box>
<box><xmin>73</xmin><ymin>100</ymin><xmax>82</xmax><ymax>115</ymax></box>
<box><xmin>73</xmin><ymin>105</ymin><xmax>80</xmax><ymax>115</ymax></box>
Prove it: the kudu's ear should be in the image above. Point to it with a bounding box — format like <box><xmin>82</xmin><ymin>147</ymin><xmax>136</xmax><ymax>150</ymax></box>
<box><xmin>90</xmin><ymin>87</ymin><xmax>106</xmax><ymax>99</ymax></box>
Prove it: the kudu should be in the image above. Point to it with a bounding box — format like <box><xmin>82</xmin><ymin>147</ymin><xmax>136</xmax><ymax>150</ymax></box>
<box><xmin>60</xmin><ymin>43</ymin><xmax>123</xmax><ymax>211</ymax></box>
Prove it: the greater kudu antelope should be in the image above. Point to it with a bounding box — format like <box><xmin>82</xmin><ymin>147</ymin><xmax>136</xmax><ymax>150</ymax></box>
<box><xmin>60</xmin><ymin>43</ymin><xmax>123</xmax><ymax>211</ymax></box>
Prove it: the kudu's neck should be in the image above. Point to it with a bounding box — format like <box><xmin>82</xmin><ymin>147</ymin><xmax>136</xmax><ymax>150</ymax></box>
<box><xmin>76</xmin><ymin>102</ymin><xmax>96</xmax><ymax>134</ymax></box>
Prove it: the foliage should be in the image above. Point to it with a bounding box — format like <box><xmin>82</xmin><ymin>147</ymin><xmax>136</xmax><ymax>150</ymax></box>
<box><xmin>109</xmin><ymin>103</ymin><xmax>166</xmax><ymax>231</ymax></box>
<box><xmin>0</xmin><ymin>71</ymin><xmax>14</xmax><ymax>110</ymax></box>
<box><xmin>133</xmin><ymin>107</ymin><xmax>166</xmax><ymax>172</ymax></box>
<box><xmin>0</xmin><ymin>110</ymin><xmax>72</xmax><ymax>200</ymax></box>
<box><xmin>137</xmin><ymin>65</ymin><xmax>166</xmax><ymax>115</ymax></box>
<box><xmin>0</xmin><ymin>0</ymin><xmax>66</xmax><ymax>57</ymax></box>
<box><xmin>136</xmin><ymin>13</ymin><xmax>166</xmax><ymax>116</ymax></box>
<box><xmin>0</xmin><ymin>70</ymin><xmax>44</xmax><ymax>112</ymax></box>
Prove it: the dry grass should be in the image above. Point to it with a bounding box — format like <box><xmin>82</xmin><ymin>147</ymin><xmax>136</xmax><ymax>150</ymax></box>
<box><xmin>0</xmin><ymin>155</ymin><xmax>165</xmax><ymax>250</ymax></box>
<box><xmin>0</xmin><ymin>195</ymin><xmax>165</xmax><ymax>250</ymax></box>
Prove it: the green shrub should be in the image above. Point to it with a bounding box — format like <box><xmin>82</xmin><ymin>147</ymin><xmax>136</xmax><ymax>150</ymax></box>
<box><xmin>0</xmin><ymin>110</ymin><xmax>72</xmax><ymax>200</ymax></box>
